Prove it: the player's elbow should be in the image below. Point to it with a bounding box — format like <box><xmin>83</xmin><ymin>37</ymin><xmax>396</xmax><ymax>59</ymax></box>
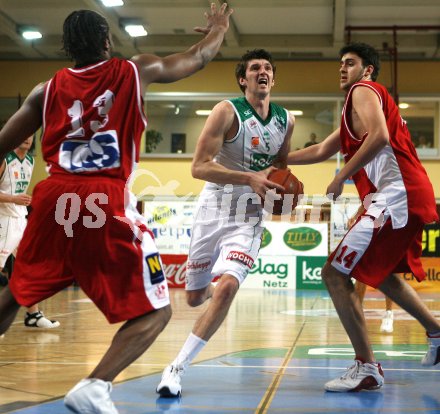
<box><xmin>191</xmin><ymin>162</ymin><xmax>204</xmax><ymax>180</ymax></box>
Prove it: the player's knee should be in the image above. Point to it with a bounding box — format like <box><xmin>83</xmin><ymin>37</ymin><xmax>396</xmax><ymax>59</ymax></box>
<box><xmin>321</xmin><ymin>262</ymin><xmax>334</xmax><ymax>285</ymax></box>
<box><xmin>186</xmin><ymin>291</ymin><xmax>207</xmax><ymax>307</ymax></box>
<box><xmin>162</xmin><ymin>304</ymin><xmax>172</xmax><ymax>325</ymax></box>
<box><xmin>155</xmin><ymin>305</ymin><xmax>172</xmax><ymax>331</ymax></box>
<box><xmin>214</xmin><ymin>277</ymin><xmax>239</xmax><ymax>304</ymax></box>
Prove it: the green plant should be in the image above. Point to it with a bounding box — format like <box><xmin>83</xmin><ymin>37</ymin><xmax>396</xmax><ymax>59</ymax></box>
<box><xmin>145</xmin><ymin>129</ymin><xmax>163</xmax><ymax>153</ymax></box>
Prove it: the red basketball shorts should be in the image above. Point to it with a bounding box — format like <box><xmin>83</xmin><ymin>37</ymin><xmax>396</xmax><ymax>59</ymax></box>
<box><xmin>10</xmin><ymin>174</ymin><xmax>170</xmax><ymax>323</ymax></box>
<box><xmin>328</xmin><ymin>212</ymin><xmax>425</xmax><ymax>288</ymax></box>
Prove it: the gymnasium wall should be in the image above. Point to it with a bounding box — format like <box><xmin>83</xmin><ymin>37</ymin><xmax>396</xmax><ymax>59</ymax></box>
<box><xmin>1</xmin><ymin>59</ymin><xmax>440</xmax><ymax>197</ymax></box>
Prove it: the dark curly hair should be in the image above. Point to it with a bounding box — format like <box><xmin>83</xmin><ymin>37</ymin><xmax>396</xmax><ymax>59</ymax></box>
<box><xmin>62</xmin><ymin>10</ymin><xmax>110</xmax><ymax>63</ymax></box>
<box><xmin>339</xmin><ymin>42</ymin><xmax>380</xmax><ymax>81</ymax></box>
<box><xmin>235</xmin><ymin>49</ymin><xmax>276</xmax><ymax>93</ymax></box>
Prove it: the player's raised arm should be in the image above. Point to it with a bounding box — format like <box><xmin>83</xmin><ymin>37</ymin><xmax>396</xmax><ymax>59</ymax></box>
<box><xmin>131</xmin><ymin>2</ymin><xmax>233</xmax><ymax>88</ymax></box>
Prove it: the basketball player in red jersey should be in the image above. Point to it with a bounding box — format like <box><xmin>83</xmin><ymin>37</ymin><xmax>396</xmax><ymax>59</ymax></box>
<box><xmin>0</xmin><ymin>4</ymin><xmax>232</xmax><ymax>413</ymax></box>
<box><xmin>288</xmin><ymin>43</ymin><xmax>440</xmax><ymax>392</ymax></box>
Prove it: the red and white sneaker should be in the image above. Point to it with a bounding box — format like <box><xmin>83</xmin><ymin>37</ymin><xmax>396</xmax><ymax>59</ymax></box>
<box><xmin>325</xmin><ymin>360</ymin><xmax>384</xmax><ymax>392</ymax></box>
<box><xmin>421</xmin><ymin>334</ymin><xmax>440</xmax><ymax>366</ymax></box>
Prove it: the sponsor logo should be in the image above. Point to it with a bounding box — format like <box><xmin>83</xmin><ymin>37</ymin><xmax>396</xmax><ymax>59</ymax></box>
<box><xmin>151</xmin><ymin>226</ymin><xmax>192</xmax><ymax>240</ymax></box>
<box><xmin>59</xmin><ymin>131</ymin><xmax>121</xmax><ymax>172</ymax></box>
<box><xmin>422</xmin><ymin>223</ymin><xmax>440</xmax><ymax>257</ymax></box>
<box><xmin>251</xmin><ymin>136</ymin><xmax>260</xmax><ymax>148</ymax></box>
<box><xmin>296</xmin><ymin>256</ymin><xmax>326</xmax><ymax>290</ymax></box>
<box><xmin>147</xmin><ymin>206</ymin><xmax>177</xmax><ymax>225</ymax></box>
<box><xmin>283</xmin><ymin>227</ymin><xmax>322</xmax><ymax>251</ymax></box>
<box><xmin>250</xmin><ymin>258</ymin><xmax>288</xmax><ymax>278</ymax></box>
<box><xmin>145</xmin><ymin>253</ymin><xmax>165</xmax><ymax>285</ymax></box>
<box><xmin>249</xmin><ymin>120</ymin><xmax>258</xmax><ymax>129</ymax></box>
<box><xmin>15</xmin><ymin>181</ymin><xmax>28</xmax><ymax>194</ymax></box>
<box><xmin>274</xmin><ymin>116</ymin><xmax>286</xmax><ymax>133</ymax></box>
<box><xmin>187</xmin><ymin>258</ymin><xmax>212</xmax><ymax>274</ymax></box>
<box><xmin>260</xmin><ymin>228</ymin><xmax>272</xmax><ymax>249</ymax></box>
<box><xmin>249</xmin><ymin>153</ymin><xmax>276</xmax><ymax>171</ymax></box>
<box><xmin>226</xmin><ymin>251</ymin><xmax>254</xmax><ymax>269</ymax></box>
<box><xmin>154</xmin><ymin>284</ymin><xmax>167</xmax><ymax>300</ymax></box>
<box><xmin>161</xmin><ymin>254</ymin><xmax>187</xmax><ymax>288</ymax></box>
<box><xmin>297</xmin><ymin>345</ymin><xmax>429</xmax><ymax>360</ymax></box>
<box><xmin>248</xmin><ymin>257</ymin><xmax>290</xmax><ymax>288</ymax></box>
<box><xmin>403</xmin><ymin>268</ymin><xmax>440</xmax><ymax>282</ymax></box>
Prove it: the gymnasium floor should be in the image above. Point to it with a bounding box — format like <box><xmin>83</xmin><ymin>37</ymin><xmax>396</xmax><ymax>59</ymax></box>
<box><xmin>0</xmin><ymin>287</ymin><xmax>439</xmax><ymax>414</ymax></box>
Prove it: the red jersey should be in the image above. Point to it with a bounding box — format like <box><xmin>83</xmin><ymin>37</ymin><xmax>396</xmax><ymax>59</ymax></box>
<box><xmin>42</xmin><ymin>58</ymin><xmax>147</xmax><ymax>181</ymax></box>
<box><xmin>340</xmin><ymin>80</ymin><xmax>438</xmax><ymax>228</ymax></box>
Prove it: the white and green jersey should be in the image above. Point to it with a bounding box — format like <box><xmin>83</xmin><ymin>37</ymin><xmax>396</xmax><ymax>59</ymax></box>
<box><xmin>0</xmin><ymin>152</ymin><xmax>34</xmax><ymax>218</ymax></box>
<box><xmin>205</xmin><ymin>97</ymin><xmax>289</xmax><ymax>192</ymax></box>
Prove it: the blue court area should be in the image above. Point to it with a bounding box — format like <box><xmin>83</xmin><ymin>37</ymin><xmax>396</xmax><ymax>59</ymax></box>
<box><xmin>8</xmin><ymin>350</ymin><xmax>440</xmax><ymax>413</ymax></box>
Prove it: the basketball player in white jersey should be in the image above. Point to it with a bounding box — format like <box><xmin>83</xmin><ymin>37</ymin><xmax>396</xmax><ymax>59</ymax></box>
<box><xmin>0</xmin><ymin>135</ymin><xmax>59</xmax><ymax>329</ymax></box>
<box><xmin>157</xmin><ymin>49</ymin><xmax>295</xmax><ymax>397</ymax></box>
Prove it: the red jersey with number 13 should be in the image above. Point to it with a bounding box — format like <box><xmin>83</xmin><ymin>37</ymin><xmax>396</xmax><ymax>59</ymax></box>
<box><xmin>42</xmin><ymin>58</ymin><xmax>147</xmax><ymax>180</ymax></box>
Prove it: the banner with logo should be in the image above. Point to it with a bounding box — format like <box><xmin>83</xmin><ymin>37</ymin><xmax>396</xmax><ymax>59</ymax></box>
<box><xmin>143</xmin><ymin>200</ymin><xmax>197</xmax><ymax>254</ymax></box>
<box><xmin>259</xmin><ymin>222</ymin><xmax>328</xmax><ymax>256</ymax></box>
<box><xmin>242</xmin><ymin>256</ymin><xmax>296</xmax><ymax>289</ymax></box>
<box><xmin>422</xmin><ymin>223</ymin><xmax>440</xmax><ymax>257</ymax></box>
<box><xmin>161</xmin><ymin>254</ymin><xmax>187</xmax><ymax>288</ymax></box>
<box><xmin>295</xmin><ymin>256</ymin><xmax>327</xmax><ymax>289</ymax></box>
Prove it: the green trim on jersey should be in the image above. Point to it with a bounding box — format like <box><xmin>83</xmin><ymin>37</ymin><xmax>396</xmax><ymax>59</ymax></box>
<box><xmin>229</xmin><ymin>97</ymin><xmax>288</xmax><ymax>127</ymax></box>
<box><xmin>5</xmin><ymin>151</ymin><xmax>34</xmax><ymax>165</ymax></box>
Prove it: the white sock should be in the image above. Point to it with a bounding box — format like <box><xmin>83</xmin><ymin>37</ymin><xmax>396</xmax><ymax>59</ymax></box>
<box><xmin>173</xmin><ymin>333</ymin><xmax>207</xmax><ymax>370</ymax></box>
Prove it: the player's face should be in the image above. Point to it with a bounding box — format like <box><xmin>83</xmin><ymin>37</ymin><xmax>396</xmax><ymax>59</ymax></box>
<box><xmin>19</xmin><ymin>135</ymin><xmax>33</xmax><ymax>151</ymax></box>
<box><xmin>240</xmin><ymin>59</ymin><xmax>274</xmax><ymax>96</ymax></box>
<box><xmin>339</xmin><ymin>53</ymin><xmax>370</xmax><ymax>92</ymax></box>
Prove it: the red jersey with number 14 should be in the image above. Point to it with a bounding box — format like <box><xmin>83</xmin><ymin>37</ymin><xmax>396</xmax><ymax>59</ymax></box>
<box><xmin>340</xmin><ymin>80</ymin><xmax>438</xmax><ymax>229</ymax></box>
<box><xmin>42</xmin><ymin>58</ymin><xmax>147</xmax><ymax>180</ymax></box>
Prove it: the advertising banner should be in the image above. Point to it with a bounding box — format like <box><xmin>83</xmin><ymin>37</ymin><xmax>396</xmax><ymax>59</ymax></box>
<box><xmin>260</xmin><ymin>221</ymin><xmax>328</xmax><ymax>256</ymax></box>
<box><xmin>401</xmin><ymin>257</ymin><xmax>440</xmax><ymax>292</ymax></box>
<box><xmin>143</xmin><ymin>200</ymin><xmax>197</xmax><ymax>254</ymax></box>
<box><xmin>422</xmin><ymin>223</ymin><xmax>440</xmax><ymax>257</ymax></box>
<box><xmin>242</xmin><ymin>256</ymin><xmax>296</xmax><ymax>289</ymax></box>
<box><xmin>161</xmin><ymin>254</ymin><xmax>187</xmax><ymax>288</ymax></box>
<box><xmin>295</xmin><ymin>256</ymin><xmax>327</xmax><ymax>290</ymax></box>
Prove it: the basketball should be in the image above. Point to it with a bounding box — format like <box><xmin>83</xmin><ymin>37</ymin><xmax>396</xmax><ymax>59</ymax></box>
<box><xmin>265</xmin><ymin>168</ymin><xmax>304</xmax><ymax>215</ymax></box>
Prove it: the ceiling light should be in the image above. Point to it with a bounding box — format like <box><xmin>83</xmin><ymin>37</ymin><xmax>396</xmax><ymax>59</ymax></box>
<box><xmin>18</xmin><ymin>26</ymin><xmax>42</xmax><ymax>40</ymax></box>
<box><xmin>289</xmin><ymin>110</ymin><xmax>303</xmax><ymax>116</ymax></box>
<box><xmin>124</xmin><ymin>24</ymin><xmax>148</xmax><ymax>37</ymax></box>
<box><xmin>399</xmin><ymin>102</ymin><xmax>410</xmax><ymax>109</ymax></box>
<box><xmin>100</xmin><ymin>0</ymin><xmax>124</xmax><ymax>6</ymax></box>
<box><xmin>196</xmin><ymin>110</ymin><xmax>212</xmax><ymax>116</ymax></box>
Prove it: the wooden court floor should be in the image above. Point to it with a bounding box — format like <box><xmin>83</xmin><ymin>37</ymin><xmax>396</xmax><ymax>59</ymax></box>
<box><xmin>0</xmin><ymin>286</ymin><xmax>439</xmax><ymax>413</ymax></box>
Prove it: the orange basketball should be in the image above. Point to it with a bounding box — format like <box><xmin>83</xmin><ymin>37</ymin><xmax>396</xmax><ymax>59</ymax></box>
<box><xmin>265</xmin><ymin>168</ymin><xmax>304</xmax><ymax>215</ymax></box>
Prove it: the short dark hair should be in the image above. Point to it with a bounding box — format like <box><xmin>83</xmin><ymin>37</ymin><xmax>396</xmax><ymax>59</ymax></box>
<box><xmin>235</xmin><ymin>49</ymin><xmax>276</xmax><ymax>93</ymax></box>
<box><xmin>339</xmin><ymin>42</ymin><xmax>380</xmax><ymax>81</ymax></box>
<box><xmin>62</xmin><ymin>10</ymin><xmax>110</xmax><ymax>62</ymax></box>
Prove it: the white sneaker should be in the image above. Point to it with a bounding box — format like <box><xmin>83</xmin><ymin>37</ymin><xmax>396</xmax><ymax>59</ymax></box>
<box><xmin>380</xmin><ymin>310</ymin><xmax>393</xmax><ymax>333</ymax></box>
<box><xmin>325</xmin><ymin>360</ymin><xmax>384</xmax><ymax>392</ymax></box>
<box><xmin>421</xmin><ymin>334</ymin><xmax>440</xmax><ymax>366</ymax></box>
<box><xmin>156</xmin><ymin>364</ymin><xmax>183</xmax><ymax>397</ymax></box>
<box><xmin>64</xmin><ymin>378</ymin><xmax>118</xmax><ymax>413</ymax></box>
<box><xmin>24</xmin><ymin>311</ymin><xmax>60</xmax><ymax>329</ymax></box>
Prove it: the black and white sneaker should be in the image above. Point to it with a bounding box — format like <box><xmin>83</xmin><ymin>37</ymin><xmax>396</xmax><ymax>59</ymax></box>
<box><xmin>24</xmin><ymin>311</ymin><xmax>60</xmax><ymax>329</ymax></box>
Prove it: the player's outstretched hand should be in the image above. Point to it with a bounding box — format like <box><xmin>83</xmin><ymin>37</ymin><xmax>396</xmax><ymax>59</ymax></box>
<box><xmin>194</xmin><ymin>2</ymin><xmax>233</xmax><ymax>35</ymax></box>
